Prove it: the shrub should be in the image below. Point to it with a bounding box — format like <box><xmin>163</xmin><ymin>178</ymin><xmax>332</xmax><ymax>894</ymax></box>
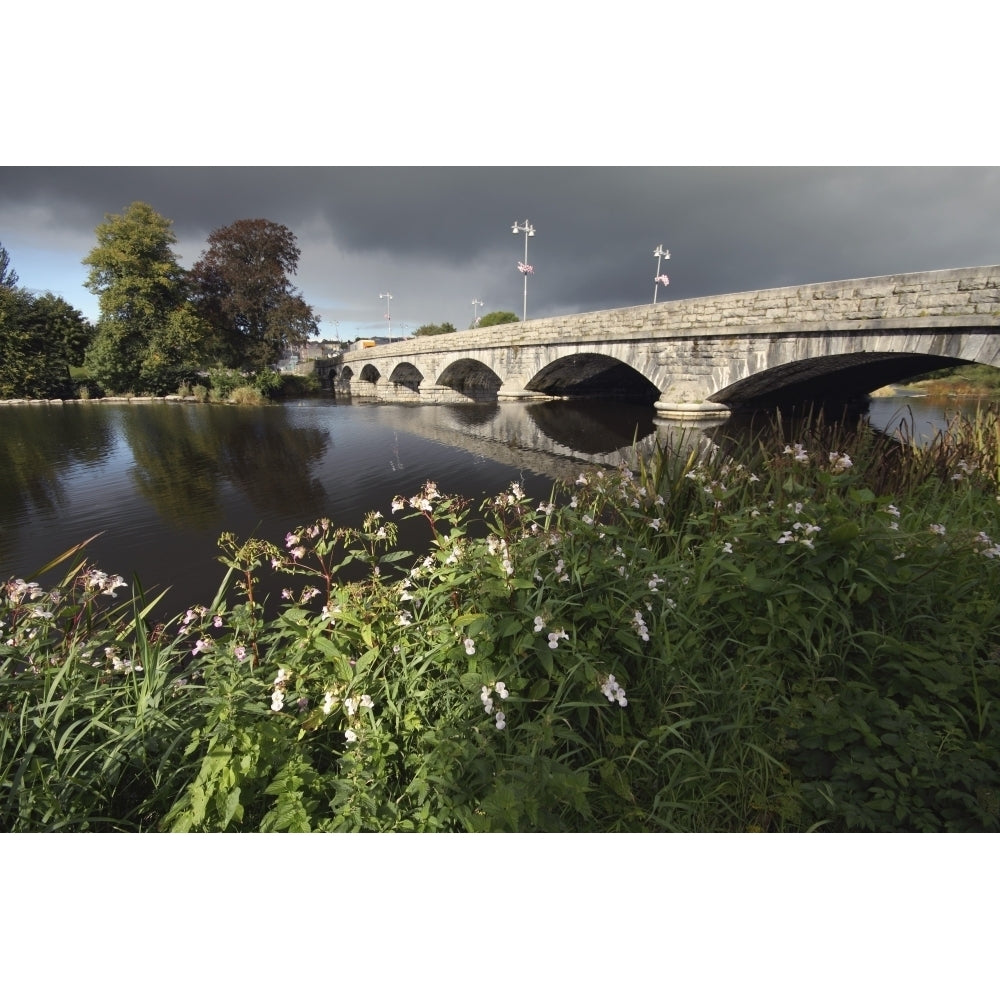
<box><xmin>227</xmin><ymin>385</ymin><xmax>266</xmax><ymax>405</ymax></box>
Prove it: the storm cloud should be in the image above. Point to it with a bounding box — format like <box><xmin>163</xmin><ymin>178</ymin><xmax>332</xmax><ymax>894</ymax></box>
<box><xmin>2</xmin><ymin>166</ymin><xmax>998</xmax><ymax>340</ymax></box>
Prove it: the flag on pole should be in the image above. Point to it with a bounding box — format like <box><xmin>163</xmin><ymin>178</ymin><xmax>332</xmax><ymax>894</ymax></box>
<box><xmin>517</xmin><ymin>261</ymin><xmax>534</xmax><ymax>275</ymax></box>
<box><xmin>655</xmin><ymin>274</ymin><xmax>670</xmax><ymax>286</ymax></box>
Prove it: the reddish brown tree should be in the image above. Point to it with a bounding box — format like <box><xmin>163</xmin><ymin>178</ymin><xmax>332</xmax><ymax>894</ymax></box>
<box><xmin>190</xmin><ymin>219</ymin><xmax>319</xmax><ymax>369</ymax></box>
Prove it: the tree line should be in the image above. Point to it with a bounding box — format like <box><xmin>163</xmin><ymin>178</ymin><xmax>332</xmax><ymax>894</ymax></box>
<box><xmin>2</xmin><ymin>202</ymin><xmax>526</xmax><ymax>400</ymax></box>
<box><xmin>1</xmin><ymin>203</ymin><xmax>319</xmax><ymax>399</ymax></box>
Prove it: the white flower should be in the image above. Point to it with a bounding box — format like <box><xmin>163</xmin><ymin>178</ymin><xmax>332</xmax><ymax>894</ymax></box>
<box><xmin>547</xmin><ymin>629</ymin><xmax>569</xmax><ymax>650</ymax></box>
<box><xmin>344</xmin><ymin>696</ymin><xmax>358</xmax><ymax>716</ymax></box>
<box><xmin>463</xmin><ymin>637</ymin><xmax>476</xmax><ymax>655</ymax></box>
<box><xmin>495</xmin><ymin>711</ymin><xmax>506</xmax><ymax>731</ymax></box>
<box><xmin>494</xmin><ymin>681</ymin><xmax>509</xmax><ymax>699</ymax></box>
<box><xmin>829</xmin><ymin>451</ymin><xmax>853</xmax><ymax>473</ymax></box>
<box><xmin>930</xmin><ymin>523</ymin><xmax>947</xmax><ymax>536</ymax></box>
<box><xmin>344</xmin><ymin>729</ymin><xmax>358</xmax><ymax>743</ymax></box>
<box><xmin>533</xmin><ymin>615</ymin><xmax>546</xmax><ymax>632</ymax></box>
<box><xmin>322</xmin><ymin>691</ymin><xmax>335</xmax><ymax>715</ymax></box>
<box><xmin>271</xmin><ymin>690</ymin><xmax>285</xmax><ymax>712</ymax></box>
<box><xmin>360</xmin><ymin>694</ymin><xmax>374</xmax><ymax>709</ymax></box>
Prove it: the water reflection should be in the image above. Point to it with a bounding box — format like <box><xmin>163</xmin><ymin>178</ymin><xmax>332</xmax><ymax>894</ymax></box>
<box><xmin>1</xmin><ymin>394</ymin><xmax>984</xmax><ymax>619</ymax></box>
<box><xmin>525</xmin><ymin>399</ymin><xmax>656</xmax><ymax>454</ymax></box>
<box><xmin>0</xmin><ymin>405</ymin><xmax>115</xmax><ymax>562</ymax></box>
<box><xmin>120</xmin><ymin>405</ymin><xmax>332</xmax><ymax>529</ymax></box>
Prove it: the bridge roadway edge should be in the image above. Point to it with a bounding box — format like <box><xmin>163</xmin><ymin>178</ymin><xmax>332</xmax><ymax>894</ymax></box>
<box><xmin>331</xmin><ymin>265</ymin><xmax>1000</xmax><ymax>420</ymax></box>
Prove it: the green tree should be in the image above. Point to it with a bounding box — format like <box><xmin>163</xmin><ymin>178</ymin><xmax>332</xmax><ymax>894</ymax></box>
<box><xmin>0</xmin><ymin>242</ymin><xmax>18</xmax><ymax>289</ymax></box>
<box><xmin>477</xmin><ymin>310</ymin><xmax>520</xmax><ymax>328</ymax></box>
<box><xmin>0</xmin><ymin>287</ymin><xmax>90</xmax><ymax>399</ymax></box>
<box><xmin>412</xmin><ymin>321</ymin><xmax>456</xmax><ymax>337</ymax></box>
<box><xmin>189</xmin><ymin>219</ymin><xmax>319</xmax><ymax>370</ymax></box>
<box><xmin>82</xmin><ymin>202</ymin><xmax>199</xmax><ymax>393</ymax></box>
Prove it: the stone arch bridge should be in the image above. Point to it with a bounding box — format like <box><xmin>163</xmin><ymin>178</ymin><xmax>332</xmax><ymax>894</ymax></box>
<box><xmin>330</xmin><ymin>265</ymin><xmax>1000</xmax><ymax>420</ymax></box>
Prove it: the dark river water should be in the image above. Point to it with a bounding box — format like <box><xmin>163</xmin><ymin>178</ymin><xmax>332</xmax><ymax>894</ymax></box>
<box><xmin>0</xmin><ymin>392</ymin><xmax>980</xmax><ymax>618</ymax></box>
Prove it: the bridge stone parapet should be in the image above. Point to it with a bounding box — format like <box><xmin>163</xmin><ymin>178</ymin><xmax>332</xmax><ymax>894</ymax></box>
<box><xmin>334</xmin><ymin>266</ymin><xmax>1000</xmax><ymax>419</ymax></box>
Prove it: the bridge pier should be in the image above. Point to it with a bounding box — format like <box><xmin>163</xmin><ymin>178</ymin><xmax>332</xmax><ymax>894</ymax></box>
<box><xmin>653</xmin><ymin>398</ymin><xmax>731</xmax><ymax>423</ymax></box>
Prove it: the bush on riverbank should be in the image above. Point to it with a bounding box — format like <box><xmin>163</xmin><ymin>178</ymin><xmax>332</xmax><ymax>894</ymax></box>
<box><xmin>3</xmin><ymin>411</ymin><xmax>1000</xmax><ymax>831</ymax></box>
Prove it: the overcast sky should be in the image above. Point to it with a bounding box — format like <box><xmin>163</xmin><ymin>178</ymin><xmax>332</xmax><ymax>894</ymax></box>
<box><xmin>4</xmin><ymin>7</ymin><xmax>997</xmax><ymax>342</ymax></box>
<box><xmin>3</xmin><ymin>166</ymin><xmax>998</xmax><ymax>341</ymax></box>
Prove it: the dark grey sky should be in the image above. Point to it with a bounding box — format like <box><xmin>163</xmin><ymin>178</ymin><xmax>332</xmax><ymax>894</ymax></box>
<box><xmin>3</xmin><ymin>166</ymin><xmax>998</xmax><ymax>340</ymax></box>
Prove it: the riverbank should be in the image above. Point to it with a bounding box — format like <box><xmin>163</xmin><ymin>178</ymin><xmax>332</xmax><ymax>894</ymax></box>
<box><xmin>4</xmin><ymin>409</ymin><xmax>1000</xmax><ymax>832</ymax></box>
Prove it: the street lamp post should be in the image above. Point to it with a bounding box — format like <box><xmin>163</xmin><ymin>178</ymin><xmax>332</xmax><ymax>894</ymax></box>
<box><xmin>512</xmin><ymin>219</ymin><xmax>535</xmax><ymax>321</ymax></box>
<box><xmin>471</xmin><ymin>298</ymin><xmax>484</xmax><ymax>326</ymax></box>
<box><xmin>380</xmin><ymin>292</ymin><xmax>393</xmax><ymax>341</ymax></box>
<box><xmin>653</xmin><ymin>244</ymin><xmax>671</xmax><ymax>304</ymax></box>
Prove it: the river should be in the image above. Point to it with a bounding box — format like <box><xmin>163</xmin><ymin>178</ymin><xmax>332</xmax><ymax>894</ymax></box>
<box><xmin>0</xmin><ymin>392</ymin><xmax>985</xmax><ymax>618</ymax></box>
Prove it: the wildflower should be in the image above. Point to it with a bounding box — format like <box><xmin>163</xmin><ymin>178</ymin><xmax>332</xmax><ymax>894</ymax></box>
<box><xmin>234</xmin><ymin>645</ymin><xmax>247</xmax><ymax>662</ymax></box>
<box><xmin>271</xmin><ymin>689</ymin><xmax>285</xmax><ymax>712</ymax></box>
<box><xmin>647</xmin><ymin>573</ymin><xmax>664</xmax><ymax>592</ymax></box>
<box><xmin>632</xmin><ymin>610</ymin><xmax>650</xmax><ymax>642</ymax></box>
<box><xmin>547</xmin><ymin>629</ymin><xmax>569</xmax><ymax>650</ymax></box>
<box><xmin>600</xmin><ymin>674</ymin><xmax>628</xmax><ymax>707</ymax></box>
<box><xmin>344</xmin><ymin>729</ymin><xmax>358</xmax><ymax>743</ymax></box>
<box><xmin>290</xmin><ymin>546</ymin><xmax>306</xmax><ymax>561</ymax></box>
<box><xmin>930</xmin><ymin>523</ymin><xmax>947</xmax><ymax>536</ymax></box>
<box><xmin>495</xmin><ymin>711</ymin><xmax>506</xmax><ymax>731</ymax></box>
<box><xmin>344</xmin><ymin>697</ymin><xmax>358</xmax><ymax>717</ymax></box>
<box><xmin>360</xmin><ymin>694</ymin><xmax>374</xmax><ymax>709</ymax></box>
<box><xmin>322</xmin><ymin>691</ymin><xmax>335</xmax><ymax>715</ymax></box>
<box><xmin>193</xmin><ymin>637</ymin><xmax>213</xmax><ymax>656</ymax></box>
<box><xmin>829</xmin><ymin>452</ymin><xmax>853</xmax><ymax>473</ymax></box>
<box><xmin>397</xmin><ymin>610</ymin><xmax>413</xmax><ymax>626</ymax></box>
<box><xmin>533</xmin><ymin>615</ymin><xmax>546</xmax><ymax>632</ymax></box>
<box><xmin>722</xmin><ymin>541</ymin><xmax>733</xmax><ymax>555</ymax></box>
<box><xmin>784</xmin><ymin>443</ymin><xmax>809</xmax><ymax>464</ymax></box>
<box><xmin>494</xmin><ymin>681</ymin><xmax>509</xmax><ymax>700</ymax></box>
<box><xmin>463</xmin><ymin>637</ymin><xmax>476</xmax><ymax>656</ymax></box>
<box><xmin>391</xmin><ymin>497</ymin><xmax>405</xmax><ymax>513</ymax></box>
<box><xmin>212</xmin><ymin>614</ymin><xmax>223</xmax><ymax>628</ymax></box>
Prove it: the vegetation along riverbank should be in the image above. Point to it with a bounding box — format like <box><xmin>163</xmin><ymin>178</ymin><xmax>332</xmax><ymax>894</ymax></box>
<box><xmin>3</xmin><ymin>407</ymin><xmax>1000</xmax><ymax>832</ymax></box>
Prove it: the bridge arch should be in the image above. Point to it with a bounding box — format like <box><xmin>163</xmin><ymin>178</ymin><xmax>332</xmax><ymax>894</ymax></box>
<box><xmin>712</xmin><ymin>352</ymin><xmax>971</xmax><ymax>411</ymax></box>
<box><xmin>359</xmin><ymin>363</ymin><xmax>381</xmax><ymax>384</ymax></box>
<box><xmin>524</xmin><ymin>352</ymin><xmax>660</xmax><ymax>402</ymax></box>
<box><xmin>438</xmin><ymin>358</ymin><xmax>503</xmax><ymax>396</ymax></box>
<box><xmin>389</xmin><ymin>362</ymin><xmax>424</xmax><ymax>389</ymax></box>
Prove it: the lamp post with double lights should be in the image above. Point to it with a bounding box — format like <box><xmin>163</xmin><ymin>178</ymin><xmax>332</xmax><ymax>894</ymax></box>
<box><xmin>379</xmin><ymin>292</ymin><xmax>393</xmax><ymax>341</ymax></box>
<box><xmin>511</xmin><ymin>219</ymin><xmax>535</xmax><ymax>321</ymax></box>
<box><xmin>471</xmin><ymin>298</ymin><xmax>484</xmax><ymax>327</ymax></box>
<box><xmin>653</xmin><ymin>244</ymin><xmax>671</xmax><ymax>304</ymax></box>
